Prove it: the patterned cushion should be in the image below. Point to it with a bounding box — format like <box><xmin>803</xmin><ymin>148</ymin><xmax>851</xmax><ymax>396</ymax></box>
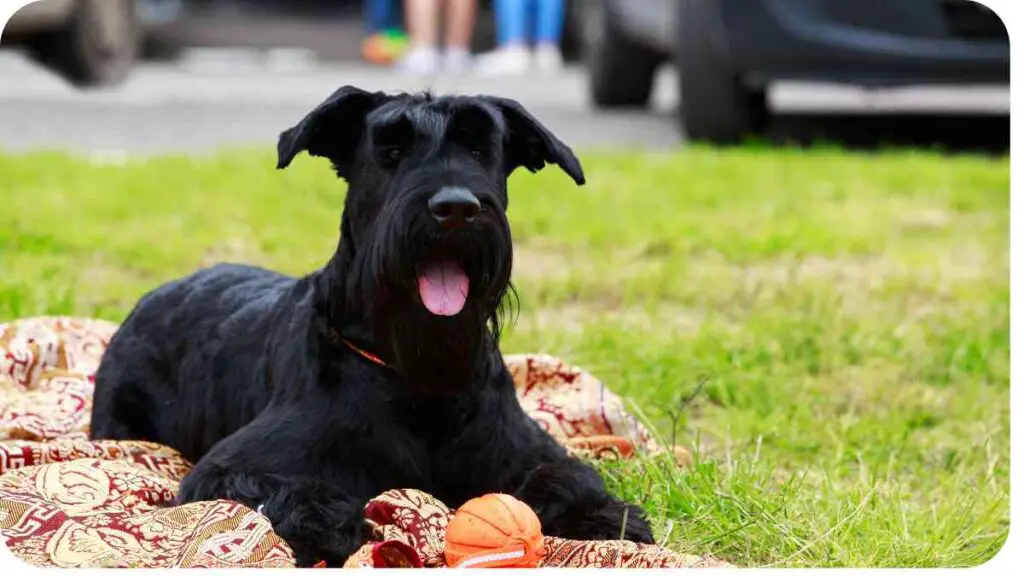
<box><xmin>0</xmin><ymin>316</ymin><xmax>730</xmax><ymax>568</ymax></box>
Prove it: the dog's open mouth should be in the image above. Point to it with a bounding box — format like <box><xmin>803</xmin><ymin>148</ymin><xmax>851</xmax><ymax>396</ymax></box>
<box><xmin>417</xmin><ymin>260</ymin><xmax>469</xmax><ymax>316</ymax></box>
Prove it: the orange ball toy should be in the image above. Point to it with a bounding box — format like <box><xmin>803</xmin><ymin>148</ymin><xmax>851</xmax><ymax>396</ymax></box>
<box><xmin>444</xmin><ymin>494</ymin><xmax>544</xmax><ymax>568</ymax></box>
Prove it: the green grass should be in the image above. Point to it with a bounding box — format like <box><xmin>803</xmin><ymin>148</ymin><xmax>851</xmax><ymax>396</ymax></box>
<box><xmin>0</xmin><ymin>146</ymin><xmax>1009</xmax><ymax>567</ymax></box>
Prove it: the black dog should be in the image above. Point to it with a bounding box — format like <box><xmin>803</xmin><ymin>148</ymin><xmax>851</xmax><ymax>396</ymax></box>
<box><xmin>89</xmin><ymin>86</ymin><xmax>654</xmax><ymax>566</ymax></box>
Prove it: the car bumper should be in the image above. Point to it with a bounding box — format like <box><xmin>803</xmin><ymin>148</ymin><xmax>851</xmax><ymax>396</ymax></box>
<box><xmin>720</xmin><ymin>0</ymin><xmax>1009</xmax><ymax>86</ymax></box>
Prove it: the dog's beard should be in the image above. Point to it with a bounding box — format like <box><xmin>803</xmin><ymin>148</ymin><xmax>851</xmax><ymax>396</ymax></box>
<box><xmin>355</xmin><ymin>207</ymin><xmax>514</xmax><ymax>395</ymax></box>
<box><xmin>379</xmin><ymin>306</ymin><xmax>491</xmax><ymax>394</ymax></box>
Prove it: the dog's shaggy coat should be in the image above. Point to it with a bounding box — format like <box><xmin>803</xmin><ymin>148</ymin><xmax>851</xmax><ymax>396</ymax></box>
<box><xmin>89</xmin><ymin>87</ymin><xmax>654</xmax><ymax>566</ymax></box>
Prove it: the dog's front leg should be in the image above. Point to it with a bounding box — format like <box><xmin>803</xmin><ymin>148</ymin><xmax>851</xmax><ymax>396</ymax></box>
<box><xmin>176</xmin><ymin>464</ymin><xmax>370</xmax><ymax>566</ymax></box>
<box><xmin>514</xmin><ymin>456</ymin><xmax>655</xmax><ymax>544</ymax></box>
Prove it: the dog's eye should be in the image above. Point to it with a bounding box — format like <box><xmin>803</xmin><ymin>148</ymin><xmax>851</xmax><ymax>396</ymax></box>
<box><xmin>470</xmin><ymin>149</ymin><xmax>485</xmax><ymax>160</ymax></box>
<box><xmin>379</xmin><ymin>146</ymin><xmax>407</xmax><ymax>167</ymax></box>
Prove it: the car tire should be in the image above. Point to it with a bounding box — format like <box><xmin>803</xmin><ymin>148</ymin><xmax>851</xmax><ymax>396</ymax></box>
<box><xmin>559</xmin><ymin>0</ymin><xmax>585</xmax><ymax>63</ymax></box>
<box><xmin>584</xmin><ymin>0</ymin><xmax>664</xmax><ymax>108</ymax></box>
<box><xmin>676</xmin><ymin>0</ymin><xmax>768</xmax><ymax>144</ymax></box>
<box><xmin>34</xmin><ymin>0</ymin><xmax>139</xmax><ymax>88</ymax></box>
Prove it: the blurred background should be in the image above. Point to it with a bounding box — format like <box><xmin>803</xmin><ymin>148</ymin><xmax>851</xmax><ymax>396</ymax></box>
<box><xmin>0</xmin><ymin>2</ymin><xmax>1012</xmax><ymax>567</ymax></box>
<box><xmin>0</xmin><ymin>0</ymin><xmax>1011</xmax><ymax>153</ymax></box>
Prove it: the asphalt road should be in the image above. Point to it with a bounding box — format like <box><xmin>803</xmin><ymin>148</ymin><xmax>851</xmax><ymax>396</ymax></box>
<box><xmin>0</xmin><ymin>48</ymin><xmax>1010</xmax><ymax>155</ymax></box>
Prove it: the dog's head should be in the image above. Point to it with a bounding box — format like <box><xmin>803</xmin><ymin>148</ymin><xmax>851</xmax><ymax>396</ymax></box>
<box><xmin>277</xmin><ymin>86</ymin><xmax>585</xmax><ymax>393</ymax></box>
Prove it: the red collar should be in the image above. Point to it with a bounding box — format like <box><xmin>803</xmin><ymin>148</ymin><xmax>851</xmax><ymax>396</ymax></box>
<box><xmin>323</xmin><ymin>325</ymin><xmax>390</xmax><ymax>369</ymax></box>
<box><xmin>340</xmin><ymin>338</ymin><xmax>389</xmax><ymax>368</ymax></box>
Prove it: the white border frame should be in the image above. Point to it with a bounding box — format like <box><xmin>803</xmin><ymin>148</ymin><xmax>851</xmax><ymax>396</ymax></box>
<box><xmin>0</xmin><ymin>0</ymin><xmax>1018</xmax><ymax>573</ymax></box>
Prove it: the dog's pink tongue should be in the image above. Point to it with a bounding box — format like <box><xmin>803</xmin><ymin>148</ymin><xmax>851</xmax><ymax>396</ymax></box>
<box><xmin>417</xmin><ymin>261</ymin><xmax>469</xmax><ymax>316</ymax></box>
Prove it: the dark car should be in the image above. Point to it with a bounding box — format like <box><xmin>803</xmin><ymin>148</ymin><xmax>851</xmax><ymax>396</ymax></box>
<box><xmin>582</xmin><ymin>0</ymin><xmax>1010</xmax><ymax>144</ymax></box>
<box><xmin>1</xmin><ymin>0</ymin><xmax>182</xmax><ymax>88</ymax></box>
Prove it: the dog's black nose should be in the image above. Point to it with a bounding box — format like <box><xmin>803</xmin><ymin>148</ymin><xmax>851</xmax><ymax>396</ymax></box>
<box><xmin>428</xmin><ymin>187</ymin><xmax>481</xmax><ymax>228</ymax></box>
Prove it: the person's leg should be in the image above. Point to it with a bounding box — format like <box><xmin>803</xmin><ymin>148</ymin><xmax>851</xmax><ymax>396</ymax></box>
<box><xmin>405</xmin><ymin>0</ymin><xmax>440</xmax><ymax>47</ymax></box>
<box><xmin>496</xmin><ymin>0</ymin><xmax>528</xmax><ymax>47</ymax></box>
<box><xmin>440</xmin><ymin>0</ymin><xmax>477</xmax><ymax>72</ymax></box>
<box><xmin>523</xmin><ymin>0</ymin><xmax>537</xmax><ymax>45</ymax></box>
<box><xmin>396</xmin><ymin>0</ymin><xmax>441</xmax><ymax>74</ymax></box>
<box><xmin>442</xmin><ymin>0</ymin><xmax>477</xmax><ymax>48</ymax></box>
<box><xmin>533</xmin><ymin>0</ymin><xmax>564</xmax><ymax>72</ymax></box>
<box><xmin>381</xmin><ymin>0</ymin><xmax>405</xmax><ymax>32</ymax></box>
<box><xmin>534</xmin><ymin>0</ymin><xmax>564</xmax><ymax>46</ymax></box>
<box><xmin>364</xmin><ymin>0</ymin><xmax>389</xmax><ymax>33</ymax></box>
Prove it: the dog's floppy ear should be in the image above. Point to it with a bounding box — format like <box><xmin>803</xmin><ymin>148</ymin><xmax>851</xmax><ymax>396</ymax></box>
<box><xmin>482</xmin><ymin>96</ymin><xmax>585</xmax><ymax>186</ymax></box>
<box><xmin>276</xmin><ymin>85</ymin><xmax>390</xmax><ymax>176</ymax></box>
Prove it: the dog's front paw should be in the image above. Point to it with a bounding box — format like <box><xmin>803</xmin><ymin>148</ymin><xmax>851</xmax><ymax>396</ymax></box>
<box><xmin>281</xmin><ymin>513</ymin><xmax>371</xmax><ymax>567</ymax></box>
<box><xmin>271</xmin><ymin>499</ymin><xmax>372</xmax><ymax>567</ymax></box>
<box><xmin>617</xmin><ymin>503</ymin><xmax>656</xmax><ymax>544</ymax></box>
<box><xmin>586</xmin><ymin>502</ymin><xmax>655</xmax><ymax>544</ymax></box>
<box><xmin>544</xmin><ymin>500</ymin><xmax>655</xmax><ymax>544</ymax></box>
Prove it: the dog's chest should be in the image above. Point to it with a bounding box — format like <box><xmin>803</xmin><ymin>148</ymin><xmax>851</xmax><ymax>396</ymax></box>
<box><xmin>394</xmin><ymin>396</ymin><xmax>465</xmax><ymax>447</ymax></box>
<box><xmin>386</xmin><ymin>396</ymin><xmax>504</xmax><ymax>504</ymax></box>
<box><xmin>385</xmin><ymin>393</ymin><xmax>487</xmax><ymax>494</ymax></box>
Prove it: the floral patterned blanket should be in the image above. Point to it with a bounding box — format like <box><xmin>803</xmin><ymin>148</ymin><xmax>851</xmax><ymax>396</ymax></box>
<box><xmin>0</xmin><ymin>316</ymin><xmax>731</xmax><ymax>568</ymax></box>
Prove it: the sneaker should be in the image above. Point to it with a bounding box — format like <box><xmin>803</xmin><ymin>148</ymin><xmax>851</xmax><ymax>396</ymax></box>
<box><xmin>534</xmin><ymin>44</ymin><xmax>564</xmax><ymax>74</ymax></box>
<box><xmin>395</xmin><ymin>45</ymin><xmax>439</xmax><ymax>76</ymax></box>
<box><xmin>442</xmin><ymin>48</ymin><xmax>472</xmax><ymax>75</ymax></box>
<box><xmin>475</xmin><ymin>45</ymin><xmax>531</xmax><ymax>77</ymax></box>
